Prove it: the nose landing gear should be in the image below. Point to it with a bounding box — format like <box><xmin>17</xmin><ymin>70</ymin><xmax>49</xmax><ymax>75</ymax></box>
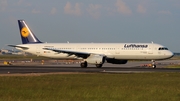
<box><xmin>152</xmin><ymin>60</ymin><xmax>156</xmax><ymax>69</ymax></box>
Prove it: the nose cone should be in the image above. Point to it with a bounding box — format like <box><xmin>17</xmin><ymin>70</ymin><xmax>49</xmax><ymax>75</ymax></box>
<box><xmin>167</xmin><ymin>51</ymin><xmax>174</xmax><ymax>59</ymax></box>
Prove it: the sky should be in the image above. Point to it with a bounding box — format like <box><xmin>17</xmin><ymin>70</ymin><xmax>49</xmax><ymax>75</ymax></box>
<box><xmin>0</xmin><ymin>0</ymin><xmax>180</xmax><ymax>52</ymax></box>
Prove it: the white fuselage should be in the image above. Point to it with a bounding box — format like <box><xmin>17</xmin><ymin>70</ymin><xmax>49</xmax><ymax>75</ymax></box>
<box><xmin>16</xmin><ymin>43</ymin><xmax>174</xmax><ymax>60</ymax></box>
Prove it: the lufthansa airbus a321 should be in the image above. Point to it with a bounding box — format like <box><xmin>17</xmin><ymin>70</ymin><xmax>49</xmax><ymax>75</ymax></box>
<box><xmin>9</xmin><ymin>20</ymin><xmax>174</xmax><ymax>68</ymax></box>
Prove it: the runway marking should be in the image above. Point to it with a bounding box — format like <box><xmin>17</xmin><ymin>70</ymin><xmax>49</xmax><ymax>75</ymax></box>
<box><xmin>101</xmin><ymin>71</ymin><xmax>154</xmax><ymax>73</ymax></box>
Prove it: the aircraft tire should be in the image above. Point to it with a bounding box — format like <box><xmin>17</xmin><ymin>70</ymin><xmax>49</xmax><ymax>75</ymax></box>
<box><xmin>152</xmin><ymin>65</ymin><xmax>156</xmax><ymax>69</ymax></box>
<box><xmin>80</xmin><ymin>62</ymin><xmax>87</xmax><ymax>68</ymax></box>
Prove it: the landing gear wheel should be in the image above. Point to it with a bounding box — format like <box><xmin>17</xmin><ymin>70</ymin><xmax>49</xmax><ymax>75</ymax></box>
<box><xmin>96</xmin><ymin>64</ymin><xmax>103</xmax><ymax>68</ymax></box>
<box><xmin>152</xmin><ymin>65</ymin><xmax>156</xmax><ymax>69</ymax></box>
<box><xmin>80</xmin><ymin>62</ymin><xmax>87</xmax><ymax>68</ymax></box>
<box><xmin>151</xmin><ymin>60</ymin><xmax>156</xmax><ymax>69</ymax></box>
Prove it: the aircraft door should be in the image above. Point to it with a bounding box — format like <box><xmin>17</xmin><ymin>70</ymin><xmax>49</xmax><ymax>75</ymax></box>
<box><xmin>113</xmin><ymin>47</ymin><xmax>120</xmax><ymax>59</ymax></box>
<box><xmin>115</xmin><ymin>47</ymin><xmax>120</xmax><ymax>54</ymax></box>
<box><xmin>36</xmin><ymin>45</ymin><xmax>41</xmax><ymax>56</ymax></box>
<box><xmin>148</xmin><ymin>44</ymin><xmax>153</xmax><ymax>54</ymax></box>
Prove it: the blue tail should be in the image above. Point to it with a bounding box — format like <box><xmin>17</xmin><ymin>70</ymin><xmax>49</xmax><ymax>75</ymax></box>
<box><xmin>18</xmin><ymin>20</ymin><xmax>42</xmax><ymax>44</ymax></box>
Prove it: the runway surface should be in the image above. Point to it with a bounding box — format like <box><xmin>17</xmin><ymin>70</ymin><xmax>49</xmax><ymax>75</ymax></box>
<box><xmin>1</xmin><ymin>66</ymin><xmax>180</xmax><ymax>74</ymax></box>
<box><xmin>0</xmin><ymin>60</ymin><xmax>180</xmax><ymax>74</ymax></box>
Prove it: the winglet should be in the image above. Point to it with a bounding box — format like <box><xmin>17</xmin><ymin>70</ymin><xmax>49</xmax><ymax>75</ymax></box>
<box><xmin>18</xmin><ymin>20</ymin><xmax>42</xmax><ymax>44</ymax></box>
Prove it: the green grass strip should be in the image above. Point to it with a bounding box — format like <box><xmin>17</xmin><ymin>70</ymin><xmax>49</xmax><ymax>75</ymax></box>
<box><xmin>0</xmin><ymin>73</ymin><xmax>180</xmax><ymax>101</ymax></box>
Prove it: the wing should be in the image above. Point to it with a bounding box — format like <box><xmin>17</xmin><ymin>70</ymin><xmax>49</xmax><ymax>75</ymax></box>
<box><xmin>43</xmin><ymin>48</ymin><xmax>91</xmax><ymax>59</ymax></box>
<box><xmin>8</xmin><ymin>45</ymin><xmax>29</xmax><ymax>50</ymax></box>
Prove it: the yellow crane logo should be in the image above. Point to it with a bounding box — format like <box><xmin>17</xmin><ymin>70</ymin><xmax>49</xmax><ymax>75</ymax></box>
<box><xmin>21</xmin><ymin>27</ymin><xmax>29</xmax><ymax>37</ymax></box>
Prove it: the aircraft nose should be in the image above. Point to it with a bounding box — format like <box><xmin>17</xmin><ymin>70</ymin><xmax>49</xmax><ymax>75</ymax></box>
<box><xmin>167</xmin><ymin>51</ymin><xmax>174</xmax><ymax>59</ymax></box>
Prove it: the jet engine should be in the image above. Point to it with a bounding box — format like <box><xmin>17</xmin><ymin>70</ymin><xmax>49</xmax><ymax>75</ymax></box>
<box><xmin>85</xmin><ymin>55</ymin><xmax>106</xmax><ymax>64</ymax></box>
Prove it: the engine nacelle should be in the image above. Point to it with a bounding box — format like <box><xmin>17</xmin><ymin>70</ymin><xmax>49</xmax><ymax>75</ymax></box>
<box><xmin>106</xmin><ymin>59</ymin><xmax>128</xmax><ymax>64</ymax></box>
<box><xmin>85</xmin><ymin>55</ymin><xmax>105</xmax><ymax>64</ymax></box>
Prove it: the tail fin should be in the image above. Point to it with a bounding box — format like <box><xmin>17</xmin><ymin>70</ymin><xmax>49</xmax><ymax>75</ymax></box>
<box><xmin>18</xmin><ymin>20</ymin><xmax>42</xmax><ymax>44</ymax></box>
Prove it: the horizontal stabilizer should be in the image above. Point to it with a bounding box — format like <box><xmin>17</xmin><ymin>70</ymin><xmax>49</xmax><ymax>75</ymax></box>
<box><xmin>8</xmin><ymin>45</ymin><xmax>29</xmax><ymax>50</ymax></box>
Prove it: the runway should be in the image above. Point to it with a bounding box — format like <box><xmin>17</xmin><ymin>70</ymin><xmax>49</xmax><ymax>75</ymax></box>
<box><xmin>0</xmin><ymin>66</ymin><xmax>180</xmax><ymax>74</ymax></box>
<box><xmin>0</xmin><ymin>60</ymin><xmax>180</xmax><ymax>74</ymax></box>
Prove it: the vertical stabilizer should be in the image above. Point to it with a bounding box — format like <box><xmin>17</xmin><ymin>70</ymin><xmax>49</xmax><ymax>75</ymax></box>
<box><xmin>18</xmin><ymin>20</ymin><xmax>42</xmax><ymax>44</ymax></box>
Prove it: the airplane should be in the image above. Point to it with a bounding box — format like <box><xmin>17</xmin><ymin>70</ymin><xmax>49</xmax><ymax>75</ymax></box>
<box><xmin>8</xmin><ymin>20</ymin><xmax>174</xmax><ymax>68</ymax></box>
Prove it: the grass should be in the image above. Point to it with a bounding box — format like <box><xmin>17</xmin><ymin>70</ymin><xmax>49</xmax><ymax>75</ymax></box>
<box><xmin>170</xmin><ymin>56</ymin><xmax>180</xmax><ymax>60</ymax></box>
<box><xmin>0</xmin><ymin>73</ymin><xmax>180</xmax><ymax>101</ymax></box>
<box><xmin>166</xmin><ymin>65</ymin><xmax>180</xmax><ymax>68</ymax></box>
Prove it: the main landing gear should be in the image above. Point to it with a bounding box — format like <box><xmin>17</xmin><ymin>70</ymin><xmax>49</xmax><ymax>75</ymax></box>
<box><xmin>151</xmin><ymin>60</ymin><xmax>156</xmax><ymax>69</ymax></box>
<box><xmin>80</xmin><ymin>61</ymin><xmax>87</xmax><ymax>68</ymax></box>
<box><xmin>80</xmin><ymin>61</ymin><xmax>103</xmax><ymax>68</ymax></box>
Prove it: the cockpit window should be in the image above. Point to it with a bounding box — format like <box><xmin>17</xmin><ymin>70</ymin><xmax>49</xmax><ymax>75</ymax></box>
<box><xmin>158</xmin><ymin>47</ymin><xmax>168</xmax><ymax>50</ymax></box>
